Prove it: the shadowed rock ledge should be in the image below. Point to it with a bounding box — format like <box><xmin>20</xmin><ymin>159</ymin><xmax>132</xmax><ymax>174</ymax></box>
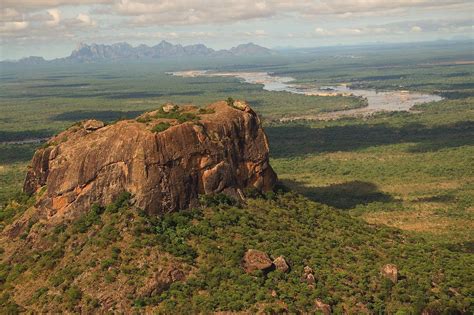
<box><xmin>24</xmin><ymin>100</ymin><xmax>277</xmax><ymax>219</ymax></box>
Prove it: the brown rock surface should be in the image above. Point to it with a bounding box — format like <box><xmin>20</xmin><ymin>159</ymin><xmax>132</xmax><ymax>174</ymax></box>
<box><xmin>381</xmin><ymin>264</ymin><xmax>398</xmax><ymax>283</ymax></box>
<box><xmin>314</xmin><ymin>298</ymin><xmax>332</xmax><ymax>315</ymax></box>
<box><xmin>138</xmin><ymin>266</ymin><xmax>186</xmax><ymax>298</ymax></box>
<box><xmin>82</xmin><ymin>119</ymin><xmax>105</xmax><ymax>131</ymax></box>
<box><xmin>273</xmin><ymin>256</ymin><xmax>289</xmax><ymax>273</ymax></box>
<box><xmin>302</xmin><ymin>265</ymin><xmax>316</xmax><ymax>285</ymax></box>
<box><xmin>23</xmin><ymin>101</ymin><xmax>277</xmax><ymax>219</ymax></box>
<box><xmin>242</xmin><ymin>249</ymin><xmax>273</xmax><ymax>273</ymax></box>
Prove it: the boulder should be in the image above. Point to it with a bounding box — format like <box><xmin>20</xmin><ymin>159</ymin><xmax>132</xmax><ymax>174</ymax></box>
<box><xmin>23</xmin><ymin>101</ymin><xmax>277</xmax><ymax>219</ymax></box>
<box><xmin>82</xmin><ymin>119</ymin><xmax>104</xmax><ymax>131</ymax></box>
<box><xmin>304</xmin><ymin>266</ymin><xmax>313</xmax><ymax>275</ymax></box>
<box><xmin>138</xmin><ymin>267</ymin><xmax>186</xmax><ymax>298</ymax></box>
<box><xmin>302</xmin><ymin>265</ymin><xmax>316</xmax><ymax>285</ymax></box>
<box><xmin>381</xmin><ymin>264</ymin><xmax>398</xmax><ymax>283</ymax></box>
<box><xmin>306</xmin><ymin>273</ymin><xmax>316</xmax><ymax>285</ymax></box>
<box><xmin>314</xmin><ymin>299</ymin><xmax>331</xmax><ymax>315</ymax></box>
<box><xmin>162</xmin><ymin>103</ymin><xmax>178</xmax><ymax>113</ymax></box>
<box><xmin>243</xmin><ymin>249</ymin><xmax>273</xmax><ymax>273</ymax></box>
<box><xmin>273</xmin><ymin>256</ymin><xmax>289</xmax><ymax>273</ymax></box>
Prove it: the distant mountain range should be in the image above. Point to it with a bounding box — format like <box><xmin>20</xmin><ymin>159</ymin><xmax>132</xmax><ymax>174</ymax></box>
<box><xmin>5</xmin><ymin>41</ymin><xmax>275</xmax><ymax>64</ymax></box>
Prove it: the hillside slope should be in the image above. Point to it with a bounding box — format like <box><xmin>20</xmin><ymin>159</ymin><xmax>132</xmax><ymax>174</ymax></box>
<box><xmin>1</xmin><ymin>189</ymin><xmax>472</xmax><ymax>313</ymax></box>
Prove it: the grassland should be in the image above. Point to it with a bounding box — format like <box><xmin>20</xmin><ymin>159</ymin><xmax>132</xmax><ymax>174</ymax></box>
<box><xmin>268</xmin><ymin>97</ymin><xmax>474</xmax><ymax>247</ymax></box>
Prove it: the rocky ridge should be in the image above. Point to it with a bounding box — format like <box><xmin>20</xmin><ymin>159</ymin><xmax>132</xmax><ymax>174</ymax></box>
<box><xmin>4</xmin><ymin>42</ymin><xmax>275</xmax><ymax>64</ymax></box>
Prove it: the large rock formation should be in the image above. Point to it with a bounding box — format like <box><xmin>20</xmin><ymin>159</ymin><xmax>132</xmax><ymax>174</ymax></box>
<box><xmin>24</xmin><ymin>101</ymin><xmax>277</xmax><ymax>219</ymax></box>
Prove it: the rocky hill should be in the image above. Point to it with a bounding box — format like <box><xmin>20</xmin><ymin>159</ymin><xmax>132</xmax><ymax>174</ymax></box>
<box><xmin>23</xmin><ymin>101</ymin><xmax>276</xmax><ymax>221</ymax></box>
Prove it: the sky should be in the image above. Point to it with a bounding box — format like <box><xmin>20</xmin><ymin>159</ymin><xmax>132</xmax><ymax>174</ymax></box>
<box><xmin>1</xmin><ymin>0</ymin><xmax>473</xmax><ymax>60</ymax></box>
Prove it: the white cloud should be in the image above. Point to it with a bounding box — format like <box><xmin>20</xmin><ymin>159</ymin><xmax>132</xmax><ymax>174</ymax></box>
<box><xmin>113</xmin><ymin>0</ymin><xmax>276</xmax><ymax>26</ymax></box>
<box><xmin>281</xmin><ymin>0</ymin><xmax>469</xmax><ymax>16</ymax></box>
<box><xmin>0</xmin><ymin>21</ymin><xmax>29</xmax><ymax>32</ymax></box>
<box><xmin>1</xmin><ymin>8</ymin><xmax>22</xmax><ymax>22</ymax></box>
<box><xmin>101</xmin><ymin>0</ymin><xmax>474</xmax><ymax>27</ymax></box>
<box><xmin>243</xmin><ymin>30</ymin><xmax>267</xmax><ymax>37</ymax></box>
<box><xmin>411</xmin><ymin>25</ymin><xmax>423</xmax><ymax>32</ymax></box>
<box><xmin>46</xmin><ymin>9</ymin><xmax>61</xmax><ymax>26</ymax></box>
<box><xmin>314</xmin><ymin>26</ymin><xmax>388</xmax><ymax>37</ymax></box>
<box><xmin>76</xmin><ymin>13</ymin><xmax>96</xmax><ymax>26</ymax></box>
<box><xmin>2</xmin><ymin>0</ymin><xmax>113</xmax><ymax>11</ymax></box>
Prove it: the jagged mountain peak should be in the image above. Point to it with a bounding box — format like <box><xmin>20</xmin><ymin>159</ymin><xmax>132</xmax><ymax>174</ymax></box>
<box><xmin>6</xmin><ymin>41</ymin><xmax>275</xmax><ymax>64</ymax></box>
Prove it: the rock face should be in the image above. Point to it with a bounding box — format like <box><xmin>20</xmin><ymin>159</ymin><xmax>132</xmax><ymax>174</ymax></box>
<box><xmin>24</xmin><ymin>101</ymin><xmax>277</xmax><ymax>219</ymax></box>
<box><xmin>242</xmin><ymin>249</ymin><xmax>273</xmax><ymax>273</ymax></box>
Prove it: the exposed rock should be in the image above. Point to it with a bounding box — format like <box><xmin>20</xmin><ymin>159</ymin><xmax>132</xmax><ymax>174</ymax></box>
<box><xmin>82</xmin><ymin>119</ymin><xmax>105</xmax><ymax>131</ymax></box>
<box><xmin>232</xmin><ymin>100</ymin><xmax>248</xmax><ymax>111</ymax></box>
<box><xmin>307</xmin><ymin>273</ymin><xmax>316</xmax><ymax>285</ymax></box>
<box><xmin>304</xmin><ymin>266</ymin><xmax>313</xmax><ymax>275</ymax></box>
<box><xmin>23</xmin><ymin>101</ymin><xmax>277</xmax><ymax>219</ymax></box>
<box><xmin>162</xmin><ymin>103</ymin><xmax>178</xmax><ymax>113</ymax></box>
<box><xmin>381</xmin><ymin>264</ymin><xmax>398</xmax><ymax>283</ymax></box>
<box><xmin>273</xmin><ymin>256</ymin><xmax>289</xmax><ymax>273</ymax></box>
<box><xmin>243</xmin><ymin>249</ymin><xmax>273</xmax><ymax>273</ymax></box>
<box><xmin>138</xmin><ymin>267</ymin><xmax>186</xmax><ymax>298</ymax></box>
<box><xmin>302</xmin><ymin>265</ymin><xmax>316</xmax><ymax>285</ymax></box>
<box><xmin>314</xmin><ymin>298</ymin><xmax>332</xmax><ymax>315</ymax></box>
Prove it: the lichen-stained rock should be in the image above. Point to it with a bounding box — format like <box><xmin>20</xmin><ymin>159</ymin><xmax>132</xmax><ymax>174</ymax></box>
<box><xmin>23</xmin><ymin>101</ymin><xmax>277</xmax><ymax>219</ymax></box>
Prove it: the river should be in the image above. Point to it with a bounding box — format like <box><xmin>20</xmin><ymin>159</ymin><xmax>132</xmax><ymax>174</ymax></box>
<box><xmin>169</xmin><ymin>70</ymin><xmax>443</xmax><ymax>120</ymax></box>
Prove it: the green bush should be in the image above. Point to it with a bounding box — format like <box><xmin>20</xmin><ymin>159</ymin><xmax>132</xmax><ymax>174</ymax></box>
<box><xmin>198</xmin><ymin>108</ymin><xmax>215</xmax><ymax>115</ymax></box>
<box><xmin>151</xmin><ymin>122</ymin><xmax>171</xmax><ymax>133</ymax></box>
<box><xmin>72</xmin><ymin>204</ymin><xmax>104</xmax><ymax>233</ymax></box>
<box><xmin>226</xmin><ymin>97</ymin><xmax>235</xmax><ymax>107</ymax></box>
<box><xmin>65</xmin><ymin>286</ymin><xmax>82</xmax><ymax>307</ymax></box>
<box><xmin>198</xmin><ymin>193</ymin><xmax>238</xmax><ymax>207</ymax></box>
<box><xmin>136</xmin><ymin>115</ymin><xmax>152</xmax><ymax>123</ymax></box>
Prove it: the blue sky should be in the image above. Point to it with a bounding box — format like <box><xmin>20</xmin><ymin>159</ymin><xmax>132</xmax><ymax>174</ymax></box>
<box><xmin>1</xmin><ymin>0</ymin><xmax>473</xmax><ymax>60</ymax></box>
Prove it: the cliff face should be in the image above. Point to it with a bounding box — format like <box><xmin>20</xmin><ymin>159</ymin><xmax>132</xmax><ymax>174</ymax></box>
<box><xmin>24</xmin><ymin>101</ymin><xmax>276</xmax><ymax>219</ymax></box>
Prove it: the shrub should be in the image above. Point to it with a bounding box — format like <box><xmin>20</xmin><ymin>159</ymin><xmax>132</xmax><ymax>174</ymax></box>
<box><xmin>176</xmin><ymin>112</ymin><xmax>197</xmax><ymax>123</ymax></box>
<box><xmin>152</xmin><ymin>122</ymin><xmax>171</xmax><ymax>133</ymax></box>
<box><xmin>72</xmin><ymin>204</ymin><xmax>104</xmax><ymax>233</ymax></box>
<box><xmin>226</xmin><ymin>97</ymin><xmax>235</xmax><ymax>107</ymax></box>
<box><xmin>65</xmin><ymin>286</ymin><xmax>82</xmax><ymax>307</ymax></box>
<box><xmin>198</xmin><ymin>108</ymin><xmax>215</xmax><ymax>115</ymax></box>
<box><xmin>105</xmin><ymin>191</ymin><xmax>131</xmax><ymax>213</ymax></box>
<box><xmin>199</xmin><ymin>193</ymin><xmax>238</xmax><ymax>207</ymax></box>
<box><xmin>136</xmin><ymin>115</ymin><xmax>152</xmax><ymax>123</ymax></box>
